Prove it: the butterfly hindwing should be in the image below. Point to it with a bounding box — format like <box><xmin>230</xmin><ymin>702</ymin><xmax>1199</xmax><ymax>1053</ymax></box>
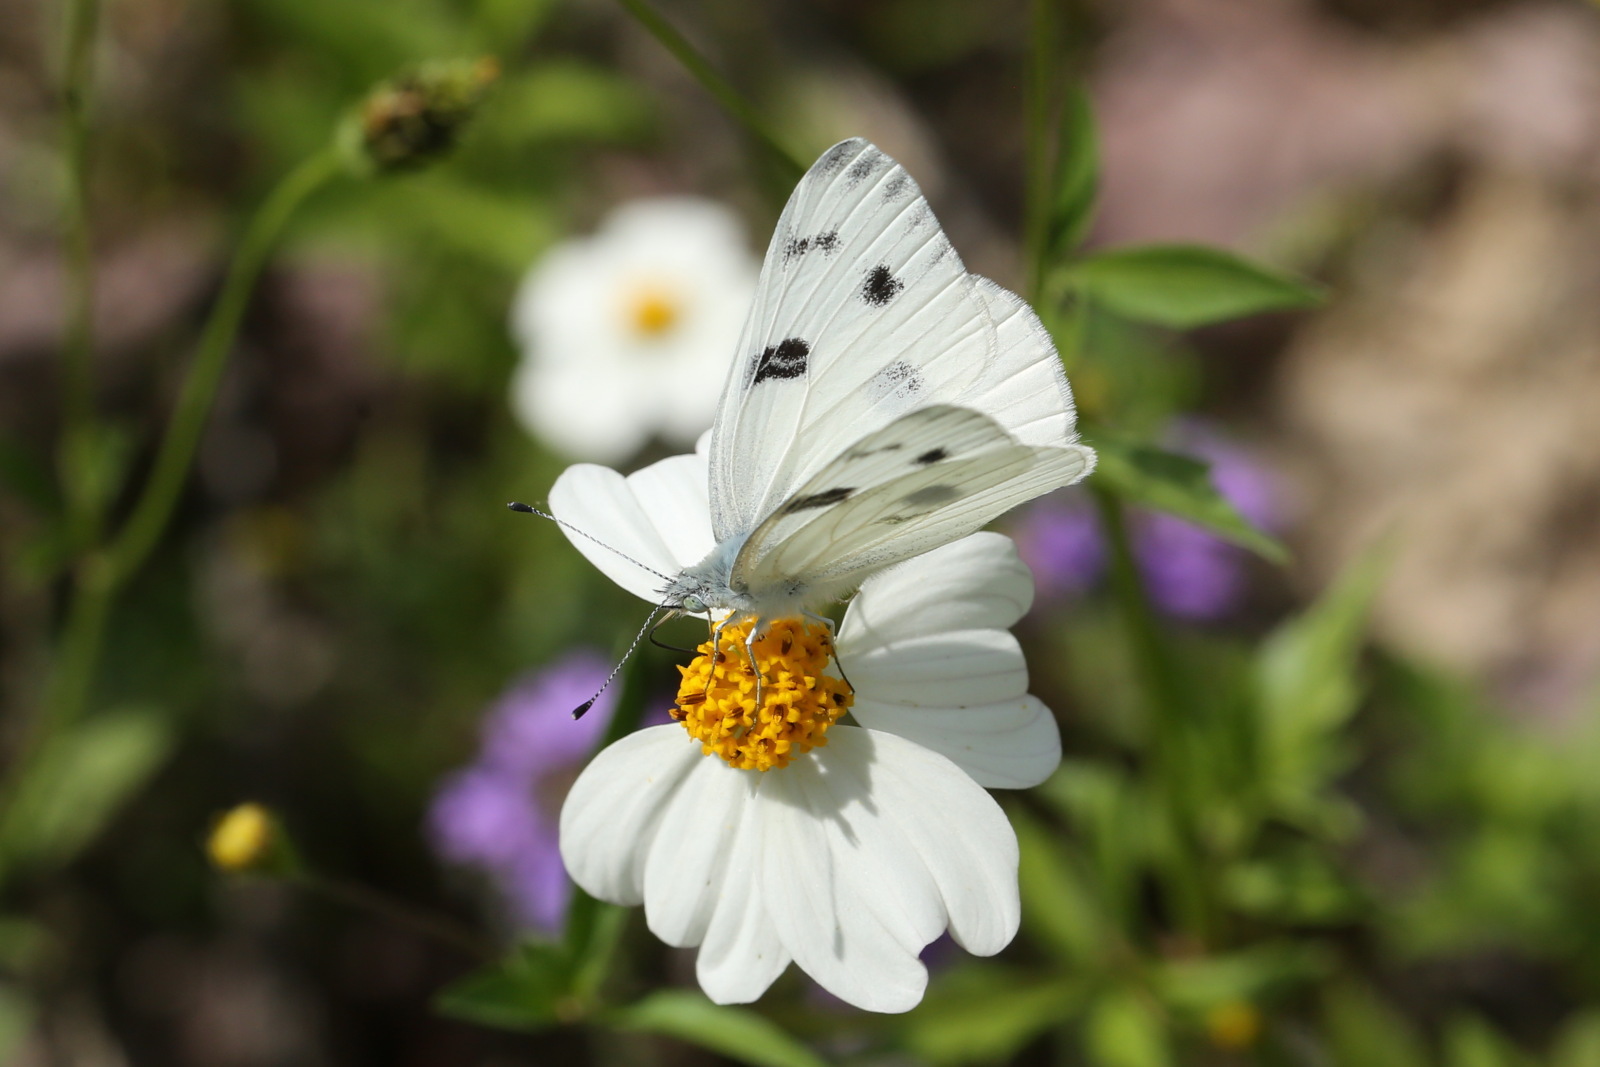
<box><xmin>730</xmin><ymin>405</ymin><xmax>1094</xmax><ymax>597</ymax></box>
<box><xmin>707</xmin><ymin>140</ymin><xmax>999</xmax><ymax>542</ymax></box>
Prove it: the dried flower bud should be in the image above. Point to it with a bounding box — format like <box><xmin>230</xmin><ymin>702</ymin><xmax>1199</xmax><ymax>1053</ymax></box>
<box><xmin>340</xmin><ymin>58</ymin><xmax>499</xmax><ymax>175</ymax></box>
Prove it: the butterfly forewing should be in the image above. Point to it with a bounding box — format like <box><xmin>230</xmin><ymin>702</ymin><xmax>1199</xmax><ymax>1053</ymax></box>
<box><xmin>708</xmin><ymin>139</ymin><xmax>998</xmax><ymax>542</ymax></box>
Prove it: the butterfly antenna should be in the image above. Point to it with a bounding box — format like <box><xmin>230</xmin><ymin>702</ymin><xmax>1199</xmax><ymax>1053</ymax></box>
<box><xmin>507</xmin><ymin>501</ymin><xmax>674</xmax><ymax>583</ymax></box>
<box><xmin>572</xmin><ymin>604</ymin><xmax>666</xmax><ymax>720</ymax></box>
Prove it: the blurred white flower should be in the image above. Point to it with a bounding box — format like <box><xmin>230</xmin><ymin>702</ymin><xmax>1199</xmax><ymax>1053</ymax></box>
<box><xmin>509</xmin><ymin>197</ymin><xmax>758</xmax><ymax>462</ymax></box>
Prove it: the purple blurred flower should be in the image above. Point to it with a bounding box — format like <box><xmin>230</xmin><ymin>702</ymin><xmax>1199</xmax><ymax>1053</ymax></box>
<box><xmin>1013</xmin><ymin>497</ymin><xmax>1105</xmax><ymax>599</ymax></box>
<box><xmin>1015</xmin><ymin>424</ymin><xmax>1279</xmax><ymax>621</ymax></box>
<box><xmin>1134</xmin><ymin>426</ymin><xmax>1280</xmax><ymax>621</ymax></box>
<box><xmin>428</xmin><ymin>651</ymin><xmax>617</xmax><ymax>935</ymax></box>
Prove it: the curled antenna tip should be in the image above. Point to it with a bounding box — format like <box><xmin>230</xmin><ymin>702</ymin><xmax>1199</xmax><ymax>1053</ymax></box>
<box><xmin>507</xmin><ymin>501</ymin><xmax>536</xmax><ymax>513</ymax></box>
<box><xmin>571</xmin><ymin>699</ymin><xmax>596</xmax><ymax>721</ymax></box>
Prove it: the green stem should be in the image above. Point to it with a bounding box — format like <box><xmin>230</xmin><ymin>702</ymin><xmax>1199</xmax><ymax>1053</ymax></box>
<box><xmin>1090</xmin><ymin>484</ymin><xmax>1213</xmax><ymax>942</ymax></box>
<box><xmin>612</xmin><ymin>0</ymin><xmax>804</xmax><ymax>185</ymax></box>
<box><xmin>108</xmin><ymin>148</ymin><xmax>343</xmax><ymax>584</ymax></box>
<box><xmin>6</xmin><ymin>148</ymin><xmax>341</xmax><ymax>805</ymax></box>
<box><xmin>295</xmin><ymin>873</ymin><xmax>494</xmax><ymax>961</ymax></box>
<box><xmin>57</xmin><ymin>0</ymin><xmax>104</xmax><ymax>543</ymax></box>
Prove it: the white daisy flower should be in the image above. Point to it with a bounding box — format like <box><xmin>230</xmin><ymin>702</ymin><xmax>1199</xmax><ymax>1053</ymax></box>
<box><xmin>548</xmin><ymin>449</ymin><xmax>1061</xmax><ymax>1012</ymax></box>
<box><xmin>510</xmin><ymin>198</ymin><xmax>758</xmax><ymax>462</ymax></box>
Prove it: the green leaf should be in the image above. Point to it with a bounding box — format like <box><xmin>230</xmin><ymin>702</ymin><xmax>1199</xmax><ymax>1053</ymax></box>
<box><xmin>608</xmin><ymin>990</ymin><xmax>827</xmax><ymax>1067</ymax></box>
<box><xmin>1090</xmin><ymin>437</ymin><xmax>1287</xmax><ymax>563</ymax></box>
<box><xmin>1252</xmin><ymin>547</ymin><xmax>1384</xmax><ymax>824</ymax></box>
<box><xmin>1152</xmin><ymin>942</ymin><xmax>1331</xmax><ymax>1011</ymax></box>
<box><xmin>1049</xmin><ymin>86</ymin><xmax>1098</xmax><ymax>256</ymax></box>
<box><xmin>1221</xmin><ymin>850</ymin><xmax>1362</xmax><ymax>924</ymax></box>
<box><xmin>0</xmin><ymin>706</ymin><xmax>173</xmax><ymax>875</ymax></box>
<box><xmin>901</xmin><ymin>964</ymin><xmax>1083</xmax><ymax>1066</ymax></box>
<box><xmin>1444</xmin><ymin>1015</ymin><xmax>1531</xmax><ymax>1067</ymax></box>
<box><xmin>434</xmin><ymin>942</ymin><xmax>574</xmax><ymax>1032</ymax></box>
<box><xmin>1085</xmin><ymin>989</ymin><xmax>1171</xmax><ymax>1067</ymax></box>
<box><xmin>1551</xmin><ymin>1010</ymin><xmax>1600</xmax><ymax>1067</ymax></box>
<box><xmin>1067</xmin><ymin>245</ymin><xmax>1322</xmax><ymax>329</ymax></box>
<box><xmin>0</xmin><ymin>982</ymin><xmax>33</xmax><ymax>1064</ymax></box>
<box><xmin>1014</xmin><ymin>807</ymin><xmax>1109</xmax><ymax>965</ymax></box>
<box><xmin>1323</xmin><ymin>982</ymin><xmax>1430</xmax><ymax>1067</ymax></box>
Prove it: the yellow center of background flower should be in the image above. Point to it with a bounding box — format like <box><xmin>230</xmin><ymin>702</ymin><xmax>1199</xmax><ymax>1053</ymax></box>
<box><xmin>626</xmin><ymin>285</ymin><xmax>683</xmax><ymax>338</ymax></box>
<box><xmin>673</xmin><ymin>618</ymin><xmax>852</xmax><ymax>771</ymax></box>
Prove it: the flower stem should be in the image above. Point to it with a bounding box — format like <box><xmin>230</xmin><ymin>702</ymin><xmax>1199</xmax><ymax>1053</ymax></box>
<box><xmin>107</xmin><ymin>147</ymin><xmax>343</xmax><ymax>585</ymax></box>
<box><xmin>612</xmin><ymin>0</ymin><xmax>805</xmax><ymax>184</ymax></box>
<box><xmin>5</xmin><ymin>148</ymin><xmax>342</xmax><ymax>831</ymax></box>
<box><xmin>57</xmin><ymin>0</ymin><xmax>104</xmax><ymax>547</ymax></box>
<box><xmin>294</xmin><ymin>873</ymin><xmax>495</xmax><ymax>962</ymax></box>
<box><xmin>1090</xmin><ymin>484</ymin><xmax>1214</xmax><ymax>942</ymax></box>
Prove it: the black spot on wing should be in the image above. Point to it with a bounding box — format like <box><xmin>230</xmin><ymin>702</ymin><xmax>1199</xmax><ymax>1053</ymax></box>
<box><xmin>817</xmin><ymin>142</ymin><xmax>855</xmax><ymax>173</ymax></box>
<box><xmin>783</xmin><ymin>486</ymin><xmax>855</xmax><ymax>513</ymax></box>
<box><xmin>915</xmin><ymin>448</ymin><xmax>948</xmax><ymax>466</ymax></box>
<box><xmin>782</xmin><ymin>231</ymin><xmax>840</xmax><ymax>263</ymax></box>
<box><xmin>866</xmin><ymin>360</ymin><xmax>923</xmax><ymax>402</ymax></box>
<box><xmin>845</xmin><ymin>153</ymin><xmax>880</xmax><ymax>186</ymax></box>
<box><xmin>882</xmin><ymin>174</ymin><xmax>911</xmax><ymax>201</ymax></box>
<box><xmin>861</xmin><ymin>265</ymin><xmax>904</xmax><ymax>307</ymax></box>
<box><xmin>751</xmin><ymin>338</ymin><xmax>809</xmax><ymax>385</ymax></box>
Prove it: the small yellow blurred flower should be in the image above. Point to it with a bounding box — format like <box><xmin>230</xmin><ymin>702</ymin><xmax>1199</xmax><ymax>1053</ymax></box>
<box><xmin>1205</xmin><ymin>1000</ymin><xmax>1263</xmax><ymax>1050</ymax></box>
<box><xmin>207</xmin><ymin>803</ymin><xmax>278</xmax><ymax>873</ymax></box>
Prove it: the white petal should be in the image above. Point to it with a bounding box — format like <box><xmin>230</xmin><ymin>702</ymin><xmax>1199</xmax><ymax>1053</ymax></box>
<box><xmin>847</xmin><ymin>629</ymin><xmax>1029</xmax><ymax>707</ymax></box>
<box><xmin>839</xmin><ymin>532</ymin><xmax>1034</xmax><ymax>653</ymax></box>
<box><xmin>643</xmin><ymin>757</ymin><xmax>751</xmax><ymax>947</ymax></box>
<box><xmin>842</xmin><ymin>728</ymin><xmax>1021</xmax><ymax>956</ymax></box>
<box><xmin>695</xmin><ymin>793</ymin><xmax>791</xmax><ymax>1004</ymax></box>
<box><xmin>758</xmin><ymin>747</ymin><xmax>931</xmax><ymax>1012</ymax></box>
<box><xmin>559</xmin><ymin>726</ymin><xmax>702</xmax><ymax>904</ymax></box>
<box><xmin>851</xmin><ymin>695</ymin><xmax>1061</xmax><ymax>789</ymax></box>
<box><xmin>621</xmin><ymin>453</ymin><xmax>715</xmax><ymax>575</ymax></box>
<box><xmin>548</xmin><ymin>452</ymin><xmax>711</xmax><ymax>602</ymax></box>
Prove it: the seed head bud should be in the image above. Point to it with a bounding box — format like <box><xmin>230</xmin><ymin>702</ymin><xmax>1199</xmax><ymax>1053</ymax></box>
<box><xmin>340</xmin><ymin>58</ymin><xmax>499</xmax><ymax>175</ymax></box>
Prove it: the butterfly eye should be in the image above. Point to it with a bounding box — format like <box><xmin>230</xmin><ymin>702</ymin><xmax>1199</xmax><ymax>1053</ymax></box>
<box><xmin>682</xmin><ymin>595</ymin><xmax>707</xmax><ymax>614</ymax></box>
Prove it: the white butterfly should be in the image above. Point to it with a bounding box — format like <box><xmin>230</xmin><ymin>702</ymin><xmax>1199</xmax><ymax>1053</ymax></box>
<box><xmin>552</xmin><ymin>138</ymin><xmax>1095</xmax><ymax>684</ymax></box>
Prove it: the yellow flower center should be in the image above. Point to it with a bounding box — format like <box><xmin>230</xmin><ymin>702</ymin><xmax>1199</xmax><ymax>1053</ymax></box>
<box><xmin>673</xmin><ymin>617</ymin><xmax>853</xmax><ymax>771</ymax></box>
<box><xmin>625</xmin><ymin>284</ymin><xmax>683</xmax><ymax>339</ymax></box>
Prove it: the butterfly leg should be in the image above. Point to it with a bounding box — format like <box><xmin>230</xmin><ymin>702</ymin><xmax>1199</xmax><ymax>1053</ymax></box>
<box><xmin>702</xmin><ymin>612</ymin><xmax>730</xmax><ymax>704</ymax></box>
<box><xmin>802</xmin><ymin>611</ymin><xmax>856</xmax><ymax>695</ymax></box>
<box><xmin>746</xmin><ymin>622</ymin><xmax>774</xmax><ymax>711</ymax></box>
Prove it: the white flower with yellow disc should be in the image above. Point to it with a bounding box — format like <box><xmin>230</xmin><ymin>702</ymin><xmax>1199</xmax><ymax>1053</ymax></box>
<box><xmin>510</xmin><ymin>197</ymin><xmax>758</xmax><ymax>462</ymax></box>
<box><xmin>549</xmin><ymin>449</ymin><xmax>1060</xmax><ymax>1012</ymax></box>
